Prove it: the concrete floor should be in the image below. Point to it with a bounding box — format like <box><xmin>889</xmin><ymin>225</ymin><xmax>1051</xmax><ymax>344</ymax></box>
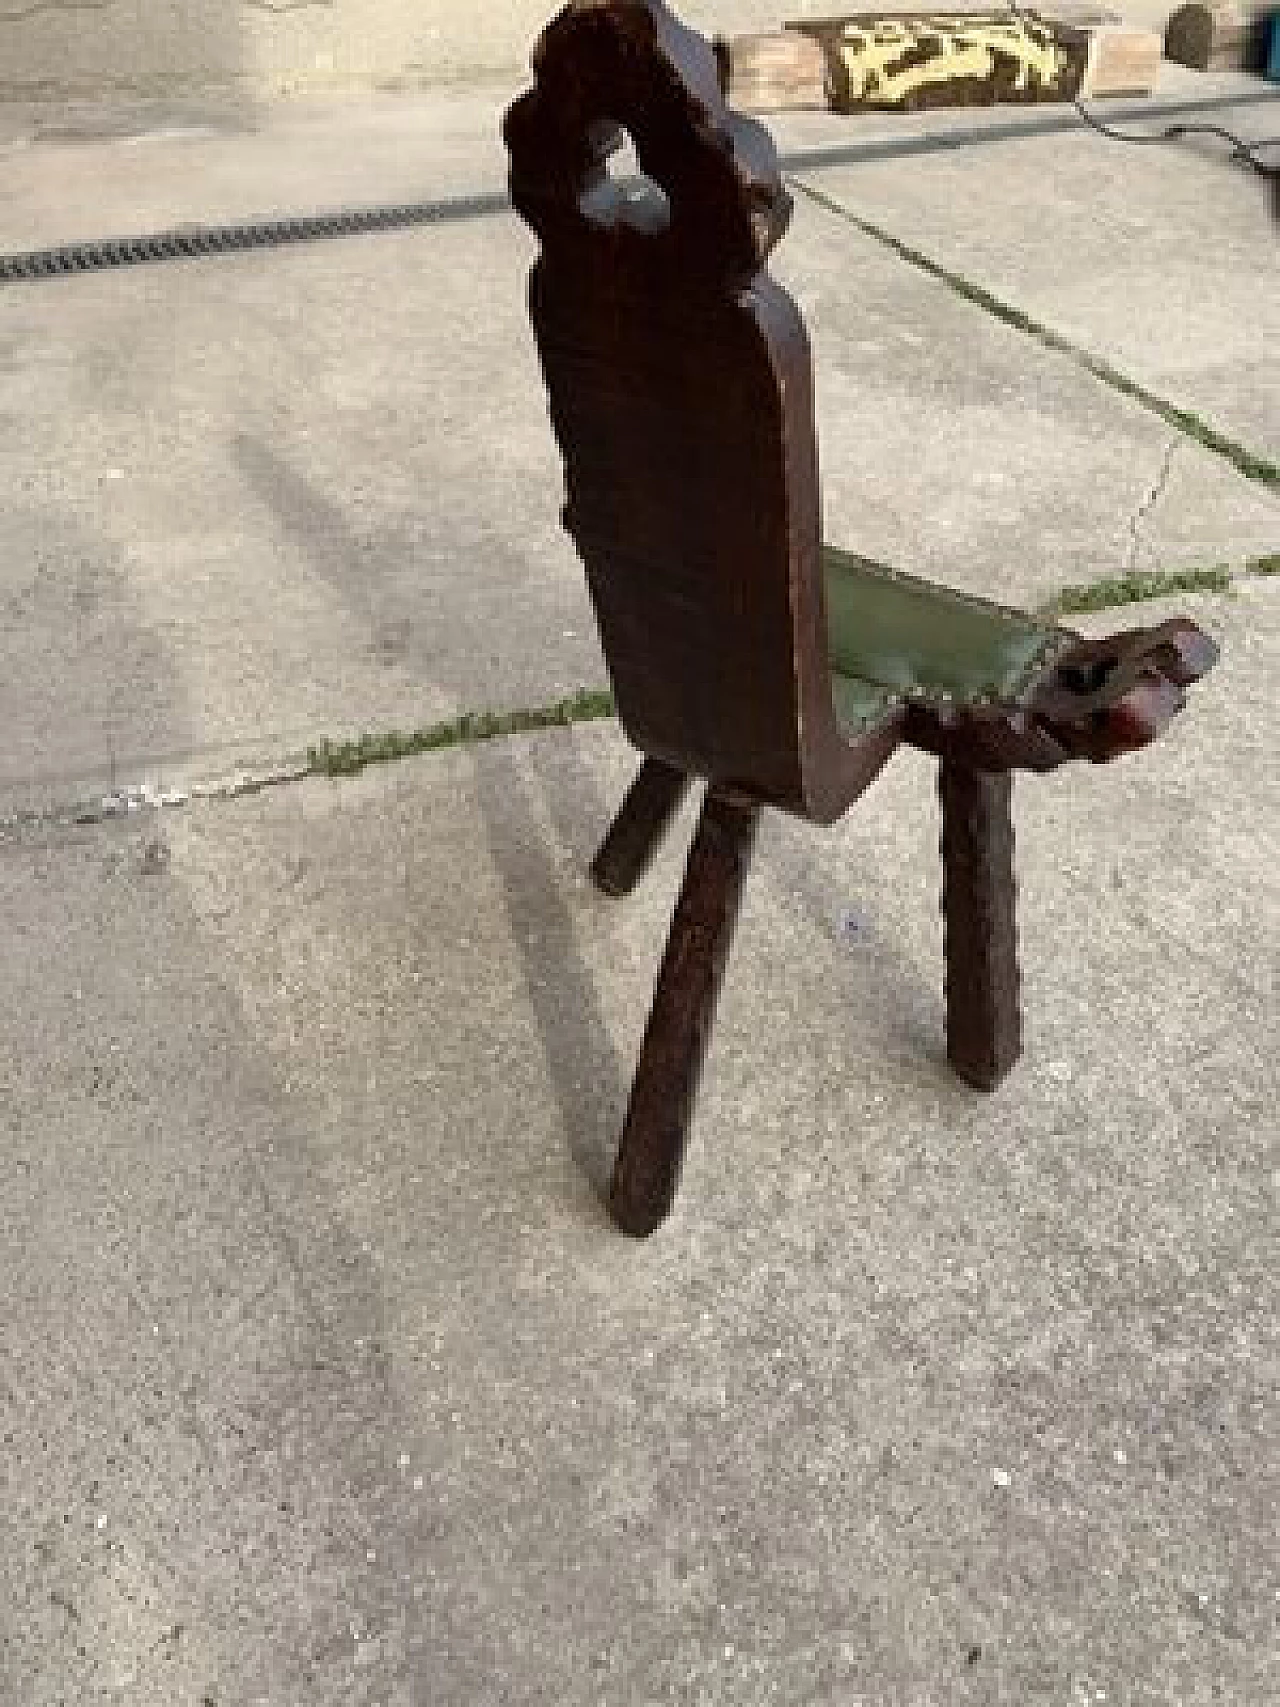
<box><xmin>1</xmin><ymin>74</ymin><xmax>1277</xmax><ymax>823</ymax></box>
<box><xmin>1</xmin><ymin>58</ymin><xmax>1277</xmax><ymax>1707</ymax></box>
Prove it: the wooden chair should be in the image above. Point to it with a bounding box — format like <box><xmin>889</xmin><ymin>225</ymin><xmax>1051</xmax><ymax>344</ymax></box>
<box><xmin>503</xmin><ymin>0</ymin><xmax>1218</xmax><ymax>1238</ymax></box>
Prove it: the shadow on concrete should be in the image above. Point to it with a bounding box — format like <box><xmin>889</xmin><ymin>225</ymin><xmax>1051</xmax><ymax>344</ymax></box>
<box><xmin>0</xmin><ymin>507</ymin><xmax>425</xmax><ymax>1704</ymax></box>
<box><xmin>229</xmin><ymin>427</ymin><xmax>631</xmax><ymax>1207</ymax></box>
<box><xmin>470</xmin><ymin>733</ymin><xmax>632</xmax><ymax>1204</ymax></box>
<box><xmin>225</xmin><ymin>422</ymin><xmax>954</xmax><ymax>1170</ymax></box>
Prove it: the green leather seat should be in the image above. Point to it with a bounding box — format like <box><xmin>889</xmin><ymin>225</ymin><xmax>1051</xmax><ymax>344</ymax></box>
<box><xmin>823</xmin><ymin>545</ymin><xmax>1062</xmax><ymax>733</ymax></box>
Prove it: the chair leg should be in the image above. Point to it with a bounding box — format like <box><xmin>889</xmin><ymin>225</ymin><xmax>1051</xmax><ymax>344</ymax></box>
<box><xmin>608</xmin><ymin>788</ymin><xmax>760</xmax><ymax>1238</ymax></box>
<box><xmin>939</xmin><ymin>759</ymin><xmax>1022</xmax><ymax>1092</ymax></box>
<box><xmin>591</xmin><ymin>757</ymin><xmax>692</xmax><ymax>897</ymax></box>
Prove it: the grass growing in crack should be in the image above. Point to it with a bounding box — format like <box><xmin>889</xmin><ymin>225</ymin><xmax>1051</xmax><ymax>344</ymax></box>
<box><xmin>308</xmin><ymin>688</ymin><xmax>616</xmax><ymax>778</ymax></box>
<box><xmin>788</xmin><ymin>179</ymin><xmax>1280</xmax><ymax>494</ymax></box>
<box><xmin>1041</xmin><ymin>565</ymin><xmax>1234</xmax><ymax>616</ymax></box>
<box><xmin>1248</xmin><ymin>553</ymin><xmax>1280</xmax><ymax>576</ymax></box>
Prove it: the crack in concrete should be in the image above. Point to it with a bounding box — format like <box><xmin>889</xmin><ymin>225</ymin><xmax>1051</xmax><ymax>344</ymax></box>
<box><xmin>1126</xmin><ymin>439</ymin><xmax>1180</xmax><ymax>572</ymax></box>
<box><xmin>0</xmin><ymin>763</ymin><xmax>310</xmax><ymax>839</ymax></box>
<box><xmin>3</xmin><ymin>562</ymin><xmax>1267</xmax><ymax>840</ymax></box>
<box><xmin>788</xmin><ymin>176</ymin><xmax>1280</xmax><ymax>493</ymax></box>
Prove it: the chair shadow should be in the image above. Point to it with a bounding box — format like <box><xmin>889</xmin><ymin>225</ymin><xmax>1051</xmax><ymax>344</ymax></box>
<box><xmin>470</xmin><ymin>733</ymin><xmax>635</xmax><ymax>1209</ymax></box>
<box><xmin>229</xmin><ymin>428</ymin><xmax>954</xmax><ymax>1199</ymax></box>
<box><xmin>230</xmin><ymin>428</ymin><xmax>641</xmax><ymax>1214</ymax></box>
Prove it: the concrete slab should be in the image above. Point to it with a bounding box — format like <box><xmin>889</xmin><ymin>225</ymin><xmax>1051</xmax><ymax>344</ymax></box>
<box><xmin>3</xmin><ymin>87</ymin><xmax>1278</xmax><ymax>822</ymax></box>
<box><xmin>773</xmin><ymin>186</ymin><xmax>1278</xmax><ymax>597</ymax></box>
<box><xmin>0</xmin><ymin>213</ymin><xmax>593</xmax><ymax>819</ymax></box>
<box><xmin>0</xmin><ymin>68</ymin><xmax>1270</xmax><ymax>254</ymax></box>
<box><xmin>0</xmin><ymin>81</ymin><xmax>518</xmax><ymax>254</ymax></box>
<box><xmin>2</xmin><ymin>580</ymin><xmax>1274</xmax><ymax>1706</ymax></box>
<box><xmin>788</xmin><ymin>86</ymin><xmax>1280</xmax><ymax>459</ymax></box>
<box><xmin>0</xmin><ymin>0</ymin><xmax>1254</xmax><ymax>105</ymax></box>
<box><xmin>0</xmin><ymin>0</ymin><xmax>856</xmax><ymax>106</ymax></box>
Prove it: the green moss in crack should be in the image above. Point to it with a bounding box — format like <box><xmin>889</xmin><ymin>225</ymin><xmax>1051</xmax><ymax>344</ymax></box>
<box><xmin>308</xmin><ymin>689</ymin><xmax>617</xmax><ymax>778</ymax></box>
<box><xmin>787</xmin><ymin>180</ymin><xmax>1280</xmax><ymax>494</ymax></box>
<box><xmin>1042</xmin><ymin>565</ymin><xmax>1234</xmax><ymax>617</ymax></box>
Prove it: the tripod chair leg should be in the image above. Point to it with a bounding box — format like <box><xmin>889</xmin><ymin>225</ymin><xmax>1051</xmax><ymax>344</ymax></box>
<box><xmin>591</xmin><ymin>757</ymin><xmax>692</xmax><ymax>897</ymax></box>
<box><xmin>939</xmin><ymin>760</ymin><xmax>1022</xmax><ymax>1092</ymax></box>
<box><xmin>608</xmin><ymin>788</ymin><xmax>760</xmax><ymax>1238</ymax></box>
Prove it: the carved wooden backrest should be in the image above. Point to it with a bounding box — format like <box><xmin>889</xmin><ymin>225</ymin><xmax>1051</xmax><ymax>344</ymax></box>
<box><xmin>504</xmin><ymin>0</ymin><xmax>838</xmax><ymax>813</ymax></box>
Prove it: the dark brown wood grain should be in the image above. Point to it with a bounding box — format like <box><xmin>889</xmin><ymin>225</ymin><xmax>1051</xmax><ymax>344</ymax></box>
<box><xmin>591</xmin><ymin>757</ymin><xmax>691</xmax><ymax>896</ymax></box>
<box><xmin>939</xmin><ymin>762</ymin><xmax>1021</xmax><ymax>1091</ymax></box>
<box><xmin>506</xmin><ymin>0</ymin><xmax>1221</xmax><ymax>1236</ymax></box>
<box><xmin>609</xmin><ymin>788</ymin><xmax>760</xmax><ymax>1238</ymax></box>
<box><xmin>503</xmin><ymin>0</ymin><xmax>905</xmax><ymax>825</ymax></box>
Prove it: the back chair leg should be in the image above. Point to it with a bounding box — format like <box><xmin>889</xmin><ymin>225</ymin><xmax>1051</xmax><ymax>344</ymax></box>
<box><xmin>591</xmin><ymin>757</ymin><xmax>692</xmax><ymax>897</ymax></box>
<box><xmin>609</xmin><ymin>788</ymin><xmax>760</xmax><ymax>1238</ymax></box>
<box><xmin>939</xmin><ymin>760</ymin><xmax>1022</xmax><ymax>1092</ymax></box>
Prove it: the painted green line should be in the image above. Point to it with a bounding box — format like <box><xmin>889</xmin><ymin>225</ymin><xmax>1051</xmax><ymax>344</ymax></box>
<box><xmin>789</xmin><ymin>177</ymin><xmax>1280</xmax><ymax>494</ymax></box>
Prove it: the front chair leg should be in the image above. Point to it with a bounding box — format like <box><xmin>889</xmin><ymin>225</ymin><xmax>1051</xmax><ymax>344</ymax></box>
<box><xmin>939</xmin><ymin>760</ymin><xmax>1022</xmax><ymax>1092</ymax></box>
<box><xmin>609</xmin><ymin>788</ymin><xmax>761</xmax><ymax>1238</ymax></box>
<box><xmin>591</xmin><ymin>757</ymin><xmax>692</xmax><ymax>897</ymax></box>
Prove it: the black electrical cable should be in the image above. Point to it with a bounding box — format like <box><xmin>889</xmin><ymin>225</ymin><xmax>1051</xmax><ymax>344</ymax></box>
<box><xmin>1002</xmin><ymin>0</ymin><xmax>1280</xmax><ymax>179</ymax></box>
<box><xmin>1071</xmin><ymin>96</ymin><xmax>1279</xmax><ymax>178</ymax></box>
